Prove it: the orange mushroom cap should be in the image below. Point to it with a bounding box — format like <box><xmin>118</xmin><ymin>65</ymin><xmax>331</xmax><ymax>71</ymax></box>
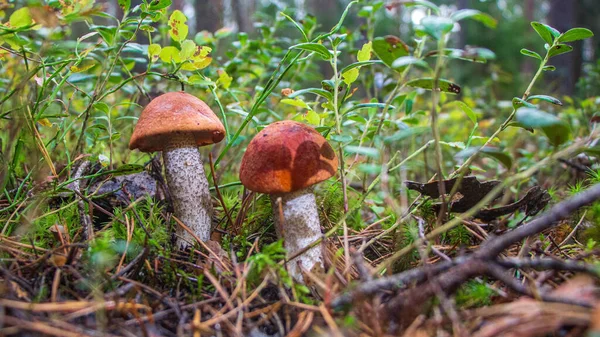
<box><xmin>129</xmin><ymin>92</ymin><xmax>225</xmax><ymax>152</ymax></box>
<box><xmin>239</xmin><ymin>121</ymin><xmax>338</xmax><ymax>194</ymax></box>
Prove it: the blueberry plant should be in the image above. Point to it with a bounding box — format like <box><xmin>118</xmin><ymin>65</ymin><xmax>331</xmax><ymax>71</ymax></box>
<box><xmin>0</xmin><ymin>0</ymin><xmax>599</xmax><ymax>336</ymax></box>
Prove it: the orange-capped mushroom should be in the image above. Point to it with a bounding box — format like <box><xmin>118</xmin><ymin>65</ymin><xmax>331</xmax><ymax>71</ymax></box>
<box><xmin>129</xmin><ymin>92</ymin><xmax>225</xmax><ymax>249</ymax></box>
<box><xmin>239</xmin><ymin>121</ymin><xmax>338</xmax><ymax>282</ymax></box>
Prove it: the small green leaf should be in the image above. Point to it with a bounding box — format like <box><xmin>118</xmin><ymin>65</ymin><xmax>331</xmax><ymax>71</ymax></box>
<box><xmin>357</xmin><ymin>41</ymin><xmax>372</xmax><ymax>62</ymax></box>
<box><xmin>118</xmin><ymin>0</ymin><xmax>131</xmax><ymax>11</ymax></box>
<box><xmin>384</xmin><ymin>127</ymin><xmax>429</xmax><ymax>144</ymax></box>
<box><xmin>512</xmin><ymin>97</ymin><xmax>536</xmax><ymax>109</ymax></box>
<box><xmin>543</xmin><ymin>65</ymin><xmax>556</xmax><ymax>71</ymax></box>
<box><xmin>558</xmin><ymin>27</ymin><xmax>594</xmax><ymax>43</ymax></box>
<box><xmin>345</xmin><ymin>103</ymin><xmax>395</xmax><ymax>115</ymax></box>
<box><xmin>168</xmin><ymin>10</ymin><xmax>188</xmax><ymax>42</ymax></box>
<box><xmin>520</xmin><ymin>48</ymin><xmax>542</xmax><ymax>60</ymax></box>
<box><xmin>148</xmin><ymin>43</ymin><xmax>162</xmax><ymax>62</ymax></box>
<box><xmin>372</xmin><ymin>36</ymin><xmax>409</xmax><ymax>72</ymax></box>
<box><xmin>450</xmin><ymin>9</ymin><xmax>497</xmax><ymax>28</ymax></box>
<box><xmin>159</xmin><ymin>46</ymin><xmax>182</xmax><ymax>63</ymax></box>
<box><xmin>419</xmin><ymin>16</ymin><xmax>454</xmax><ymax>40</ymax></box>
<box><xmin>548</xmin><ymin>44</ymin><xmax>573</xmax><ymax>58</ymax></box>
<box><xmin>217</xmin><ymin>70</ymin><xmax>232</xmax><ymax>89</ymax></box>
<box><xmin>406</xmin><ymin>77</ymin><xmax>461</xmax><ymax>94</ymax></box>
<box><xmin>280</xmin><ymin>11</ymin><xmax>308</xmax><ymax>41</ymax></box>
<box><xmin>287</xmin><ymin>88</ymin><xmax>333</xmax><ymax>101</ymax></box>
<box><xmin>454</xmin><ymin>101</ymin><xmax>477</xmax><ymax>124</ymax></box>
<box><xmin>542</xmin><ymin>123</ymin><xmax>571</xmax><ymax>146</ymax></box>
<box><xmin>179</xmin><ymin>40</ymin><xmax>196</xmax><ymax>59</ymax></box>
<box><xmin>290</xmin><ymin>42</ymin><xmax>332</xmax><ymax>60</ymax></box>
<box><xmin>304</xmin><ymin>110</ymin><xmax>320</xmax><ymax>125</ymax></box>
<box><xmin>106</xmin><ymin>164</ymin><xmax>145</xmax><ymax>176</ymax></box>
<box><xmin>340</xmin><ymin>60</ymin><xmax>383</xmax><ymax>74</ymax></box>
<box><xmin>330</xmin><ymin>135</ymin><xmax>353</xmax><ymax>143</ymax></box>
<box><xmin>9</xmin><ymin>7</ymin><xmax>33</xmax><ymax>28</ymax></box>
<box><xmin>391</xmin><ymin>56</ymin><xmax>428</xmax><ymax>70</ymax></box>
<box><xmin>342</xmin><ymin>68</ymin><xmax>360</xmax><ymax>85</ymax></box>
<box><xmin>527</xmin><ymin>95</ymin><xmax>562</xmax><ymax>106</ymax></box>
<box><xmin>281</xmin><ymin>98</ymin><xmax>309</xmax><ymax>109</ymax></box>
<box><xmin>344</xmin><ymin>146</ymin><xmax>379</xmax><ymax>158</ymax></box>
<box><xmin>149</xmin><ymin>0</ymin><xmax>172</xmax><ymax>10</ymax></box>
<box><xmin>531</xmin><ymin>22</ymin><xmax>554</xmax><ymax>45</ymax></box>
<box><xmin>456</xmin><ymin>147</ymin><xmax>512</xmax><ymax>169</ymax></box>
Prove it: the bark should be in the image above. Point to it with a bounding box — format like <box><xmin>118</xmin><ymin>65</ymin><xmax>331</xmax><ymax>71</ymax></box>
<box><xmin>163</xmin><ymin>136</ymin><xmax>214</xmax><ymax>249</ymax></box>
<box><xmin>271</xmin><ymin>187</ymin><xmax>324</xmax><ymax>283</ymax></box>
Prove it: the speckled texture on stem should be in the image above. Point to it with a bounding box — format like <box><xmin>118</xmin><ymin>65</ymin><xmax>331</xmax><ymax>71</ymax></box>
<box><xmin>163</xmin><ymin>134</ymin><xmax>213</xmax><ymax>249</ymax></box>
<box><xmin>271</xmin><ymin>187</ymin><xmax>324</xmax><ymax>282</ymax></box>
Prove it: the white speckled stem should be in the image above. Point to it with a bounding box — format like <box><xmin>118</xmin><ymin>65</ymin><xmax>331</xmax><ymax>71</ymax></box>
<box><xmin>271</xmin><ymin>187</ymin><xmax>324</xmax><ymax>283</ymax></box>
<box><xmin>163</xmin><ymin>135</ymin><xmax>213</xmax><ymax>249</ymax></box>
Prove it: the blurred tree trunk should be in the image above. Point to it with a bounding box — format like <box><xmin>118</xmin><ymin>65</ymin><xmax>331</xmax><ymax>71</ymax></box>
<box><xmin>457</xmin><ymin>0</ymin><xmax>468</xmax><ymax>47</ymax></box>
<box><xmin>195</xmin><ymin>0</ymin><xmax>224</xmax><ymax>33</ymax></box>
<box><xmin>232</xmin><ymin>0</ymin><xmax>254</xmax><ymax>33</ymax></box>
<box><xmin>520</xmin><ymin>0</ymin><xmax>535</xmax><ymax>75</ymax></box>
<box><xmin>549</xmin><ymin>0</ymin><xmax>580</xmax><ymax>95</ymax></box>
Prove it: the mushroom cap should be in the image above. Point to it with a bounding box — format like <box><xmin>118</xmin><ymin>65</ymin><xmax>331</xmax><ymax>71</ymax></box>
<box><xmin>239</xmin><ymin>121</ymin><xmax>338</xmax><ymax>194</ymax></box>
<box><xmin>129</xmin><ymin>92</ymin><xmax>225</xmax><ymax>152</ymax></box>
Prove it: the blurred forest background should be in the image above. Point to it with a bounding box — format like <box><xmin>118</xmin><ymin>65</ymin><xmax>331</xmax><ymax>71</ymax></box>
<box><xmin>94</xmin><ymin>0</ymin><xmax>600</xmax><ymax>99</ymax></box>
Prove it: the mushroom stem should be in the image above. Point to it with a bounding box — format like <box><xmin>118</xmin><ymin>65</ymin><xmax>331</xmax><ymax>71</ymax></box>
<box><xmin>163</xmin><ymin>134</ymin><xmax>213</xmax><ymax>248</ymax></box>
<box><xmin>271</xmin><ymin>187</ymin><xmax>324</xmax><ymax>282</ymax></box>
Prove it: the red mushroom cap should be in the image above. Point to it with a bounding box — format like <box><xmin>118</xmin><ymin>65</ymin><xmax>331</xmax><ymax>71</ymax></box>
<box><xmin>239</xmin><ymin>121</ymin><xmax>338</xmax><ymax>194</ymax></box>
<box><xmin>129</xmin><ymin>92</ymin><xmax>225</xmax><ymax>152</ymax></box>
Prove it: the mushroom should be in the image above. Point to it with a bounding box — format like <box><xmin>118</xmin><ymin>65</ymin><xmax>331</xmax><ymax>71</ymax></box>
<box><xmin>239</xmin><ymin>121</ymin><xmax>338</xmax><ymax>282</ymax></box>
<box><xmin>129</xmin><ymin>92</ymin><xmax>225</xmax><ymax>249</ymax></box>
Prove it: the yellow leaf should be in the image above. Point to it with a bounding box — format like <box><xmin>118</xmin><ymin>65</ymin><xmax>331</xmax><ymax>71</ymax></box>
<box><xmin>159</xmin><ymin>46</ymin><xmax>182</xmax><ymax>63</ymax></box>
<box><xmin>37</xmin><ymin>118</ymin><xmax>52</xmax><ymax>127</ymax></box>
<box><xmin>168</xmin><ymin>10</ymin><xmax>188</xmax><ymax>42</ymax></box>
<box><xmin>357</xmin><ymin>41</ymin><xmax>372</xmax><ymax>62</ymax></box>
<box><xmin>148</xmin><ymin>43</ymin><xmax>161</xmax><ymax>63</ymax></box>
<box><xmin>304</xmin><ymin>110</ymin><xmax>320</xmax><ymax>125</ymax></box>
<box><xmin>217</xmin><ymin>70</ymin><xmax>232</xmax><ymax>89</ymax></box>
<box><xmin>342</xmin><ymin>68</ymin><xmax>359</xmax><ymax>85</ymax></box>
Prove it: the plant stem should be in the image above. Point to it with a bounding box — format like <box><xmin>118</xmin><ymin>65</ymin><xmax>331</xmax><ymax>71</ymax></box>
<box><xmin>431</xmin><ymin>34</ymin><xmax>448</xmax><ymax>226</ymax></box>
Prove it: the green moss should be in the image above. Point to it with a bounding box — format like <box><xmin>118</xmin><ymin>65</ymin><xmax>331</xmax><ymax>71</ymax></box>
<box><xmin>455</xmin><ymin>280</ymin><xmax>494</xmax><ymax>308</ymax></box>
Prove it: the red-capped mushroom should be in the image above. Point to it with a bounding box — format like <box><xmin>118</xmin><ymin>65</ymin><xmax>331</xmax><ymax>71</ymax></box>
<box><xmin>129</xmin><ymin>92</ymin><xmax>225</xmax><ymax>249</ymax></box>
<box><xmin>239</xmin><ymin>121</ymin><xmax>338</xmax><ymax>282</ymax></box>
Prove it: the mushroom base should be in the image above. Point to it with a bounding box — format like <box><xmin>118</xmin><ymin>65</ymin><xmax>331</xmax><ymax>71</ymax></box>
<box><xmin>163</xmin><ymin>140</ymin><xmax>213</xmax><ymax>249</ymax></box>
<box><xmin>271</xmin><ymin>188</ymin><xmax>324</xmax><ymax>283</ymax></box>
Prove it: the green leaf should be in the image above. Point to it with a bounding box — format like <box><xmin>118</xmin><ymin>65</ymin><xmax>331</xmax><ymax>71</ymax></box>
<box><xmin>454</xmin><ymin>101</ymin><xmax>477</xmax><ymax>124</ymax></box>
<box><xmin>159</xmin><ymin>46</ymin><xmax>182</xmax><ymax>63</ymax></box>
<box><xmin>340</xmin><ymin>60</ymin><xmax>383</xmax><ymax>74</ymax></box>
<box><xmin>406</xmin><ymin>77</ymin><xmax>461</xmax><ymax>94</ymax></box>
<box><xmin>531</xmin><ymin>22</ymin><xmax>554</xmax><ymax>45</ymax></box>
<box><xmin>287</xmin><ymin>88</ymin><xmax>333</xmax><ymax>101</ymax></box>
<box><xmin>446</xmin><ymin>47</ymin><xmax>496</xmax><ymax>63</ymax></box>
<box><xmin>9</xmin><ymin>7</ymin><xmax>33</xmax><ymax>28</ymax></box>
<box><xmin>179</xmin><ymin>39</ymin><xmax>196</xmax><ymax>59</ymax></box>
<box><xmin>543</xmin><ymin>65</ymin><xmax>556</xmax><ymax>71</ymax></box>
<box><xmin>357</xmin><ymin>41</ymin><xmax>372</xmax><ymax>62</ymax></box>
<box><xmin>106</xmin><ymin>164</ymin><xmax>145</xmax><ymax>176</ymax></box>
<box><xmin>280</xmin><ymin>11</ymin><xmax>308</xmax><ymax>41</ymax></box>
<box><xmin>118</xmin><ymin>0</ymin><xmax>131</xmax><ymax>11</ymax></box>
<box><xmin>168</xmin><ymin>10</ymin><xmax>188</xmax><ymax>42</ymax></box>
<box><xmin>281</xmin><ymin>98</ymin><xmax>309</xmax><ymax>109</ymax></box>
<box><xmin>403</xmin><ymin>0</ymin><xmax>440</xmax><ymax>14</ymax></box>
<box><xmin>391</xmin><ymin>56</ymin><xmax>428</xmax><ymax>70</ymax></box>
<box><xmin>149</xmin><ymin>0</ymin><xmax>171</xmax><ymax>10</ymax></box>
<box><xmin>217</xmin><ymin>70</ymin><xmax>232</xmax><ymax>89</ymax></box>
<box><xmin>450</xmin><ymin>9</ymin><xmax>497</xmax><ymax>28</ymax></box>
<box><xmin>304</xmin><ymin>110</ymin><xmax>320</xmax><ymax>125</ymax></box>
<box><xmin>344</xmin><ymin>146</ymin><xmax>379</xmax><ymax>158</ymax></box>
<box><xmin>527</xmin><ymin>95</ymin><xmax>562</xmax><ymax>106</ymax></box>
<box><xmin>515</xmin><ymin>107</ymin><xmax>571</xmax><ymax>146</ymax></box>
<box><xmin>512</xmin><ymin>97</ymin><xmax>536</xmax><ymax>109</ymax></box>
<box><xmin>342</xmin><ymin>68</ymin><xmax>359</xmax><ymax>85</ymax></box>
<box><xmin>290</xmin><ymin>42</ymin><xmax>332</xmax><ymax>60</ymax></box>
<box><xmin>419</xmin><ymin>16</ymin><xmax>454</xmax><ymax>40</ymax></box>
<box><xmin>330</xmin><ymin>134</ymin><xmax>353</xmax><ymax>143</ymax></box>
<box><xmin>345</xmin><ymin>103</ymin><xmax>395</xmax><ymax>115</ymax></box>
<box><xmin>384</xmin><ymin>126</ymin><xmax>429</xmax><ymax>144</ymax></box>
<box><xmin>558</xmin><ymin>28</ymin><xmax>593</xmax><ymax>43</ymax></box>
<box><xmin>520</xmin><ymin>48</ymin><xmax>542</xmax><ymax>60</ymax></box>
<box><xmin>548</xmin><ymin>44</ymin><xmax>573</xmax><ymax>58</ymax></box>
<box><xmin>372</xmin><ymin>36</ymin><xmax>409</xmax><ymax>72</ymax></box>
<box><xmin>148</xmin><ymin>44</ymin><xmax>161</xmax><ymax>62</ymax></box>
<box><xmin>456</xmin><ymin>147</ymin><xmax>513</xmax><ymax>169</ymax></box>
